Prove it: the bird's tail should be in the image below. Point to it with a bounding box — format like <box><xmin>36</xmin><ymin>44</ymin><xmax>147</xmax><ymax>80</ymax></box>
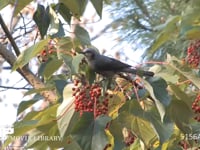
<box><xmin>123</xmin><ymin>68</ymin><xmax>154</xmax><ymax>77</ymax></box>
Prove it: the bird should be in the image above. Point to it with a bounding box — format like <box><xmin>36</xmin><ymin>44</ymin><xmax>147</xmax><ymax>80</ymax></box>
<box><xmin>80</xmin><ymin>48</ymin><xmax>154</xmax><ymax>77</ymax></box>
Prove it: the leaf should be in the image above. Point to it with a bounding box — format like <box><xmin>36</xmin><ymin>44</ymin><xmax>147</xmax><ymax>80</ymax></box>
<box><xmin>169</xmin><ymin>84</ymin><xmax>193</xmax><ymax>107</ymax></box>
<box><xmin>72</xmin><ymin>54</ymin><xmax>84</xmax><ymax>74</ymax></box>
<box><xmin>0</xmin><ymin>0</ymin><xmax>9</xmax><ymax>10</ymax></box>
<box><xmin>41</xmin><ymin>57</ymin><xmax>63</xmax><ymax>80</ymax></box>
<box><xmin>144</xmin><ymin>109</ymin><xmax>174</xmax><ymax>144</ymax></box>
<box><xmin>149</xmin><ymin>16</ymin><xmax>181</xmax><ymax>55</ymax></box>
<box><xmin>180</xmin><ymin>5</ymin><xmax>200</xmax><ymax>40</ymax></box>
<box><xmin>57</xmin><ymin>84</ymin><xmax>77</xmax><ymax>138</ymax></box>
<box><xmin>119</xmin><ymin>101</ymin><xmax>157</xmax><ymax>147</ymax></box>
<box><xmin>74</xmin><ymin>25</ymin><xmax>91</xmax><ymax>46</ymax></box>
<box><xmin>53</xmin><ymin>79</ymin><xmax>68</xmax><ymax>102</ymax></box>
<box><xmin>12</xmin><ymin>39</ymin><xmax>49</xmax><ymax>70</ymax></box>
<box><xmin>59</xmin><ymin>0</ymin><xmax>88</xmax><ymax>19</ymax></box>
<box><xmin>61</xmin><ymin>54</ymin><xmax>76</xmax><ymax>75</ymax></box>
<box><xmin>146</xmin><ymin>77</ymin><xmax>171</xmax><ymax>106</ymax></box>
<box><xmin>120</xmin><ymin>112</ymin><xmax>157</xmax><ymax>148</ymax></box>
<box><xmin>108</xmin><ymin>119</ymin><xmax>124</xmax><ymax>150</ymax></box>
<box><xmin>144</xmin><ymin>77</ymin><xmax>170</xmax><ymax>121</ymax></box>
<box><xmin>167</xmin><ymin>54</ymin><xmax>200</xmax><ymax>89</ymax></box>
<box><xmin>90</xmin><ymin>0</ymin><xmax>103</xmax><ymax>18</ymax></box>
<box><xmin>33</xmin><ymin>4</ymin><xmax>50</xmax><ymax>38</ymax></box>
<box><xmin>9</xmin><ymin>0</ymin><xmax>33</xmax><ymax>16</ymax></box>
<box><xmin>53</xmin><ymin>3</ymin><xmax>72</xmax><ymax>25</ymax></box>
<box><xmin>17</xmin><ymin>100</ymin><xmax>38</xmax><ymax>115</ymax></box>
<box><xmin>166</xmin><ymin>96</ymin><xmax>193</xmax><ymax>134</ymax></box>
<box><xmin>71</xmin><ymin>113</ymin><xmax>111</xmax><ymax>150</ymax></box>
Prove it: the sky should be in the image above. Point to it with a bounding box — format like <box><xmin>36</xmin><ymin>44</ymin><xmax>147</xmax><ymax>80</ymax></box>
<box><xmin>0</xmin><ymin>1</ymin><xmax>144</xmax><ymax>139</ymax></box>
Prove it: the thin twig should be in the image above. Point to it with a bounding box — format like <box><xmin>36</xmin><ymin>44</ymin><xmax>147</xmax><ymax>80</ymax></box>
<box><xmin>0</xmin><ymin>14</ymin><xmax>20</xmax><ymax>56</ymax></box>
<box><xmin>0</xmin><ymin>85</ymin><xmax>31</xmax><ymax>91</ymax></box>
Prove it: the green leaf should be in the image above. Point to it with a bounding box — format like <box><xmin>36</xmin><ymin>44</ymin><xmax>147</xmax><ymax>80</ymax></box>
<box><xmin>149</xmin><ymin>16</ymin><xmax>181</xmax><ymax>55</ymax></box>
<box><xmin>167</xmin><ymin>54</ymin><xmax>200</xmax><ymax>89</ymax></box>
<box><xmin>59</xmin><ymin>0</ymin><xmax>88</xmax><ymax>18</ymax></box>
<box><xmin>17</xmin><ymin>100</ymin><xmax>38</xmax><ymax>115</ymax></box>
<box><xmin>169</xmin><ymin>84</ymin><xmax>193</xmax><ymax>107</ymax></box>
<box><xmin>120</xmin><ymin>112</ymin><xmax>156</xmax><ymax>148</ymax></box>
<box><xmin>74</xmin><ymin>25</ymin><xmax>91</xmax><ymax>46</ymax></box>
<box><xmin>9</xmin><ymin>0</ymin><xmax>33</xmax><ymax>16</ymax></box>
<box><xmin>145</xmin><ymin>109</ymin><xmax>174</xmax><ymax>144</ymax></box>
<box><xmin>33</xmin><ymin>4</ymin><xmax>50</xmax><ymax>38</ymax></box>
<box><xmin>72</xmin><ymin>113</ymin><xmax>111</xmax><ymax>150</ymax></box>
<box><xmin>166</xmin><ymin>96</ymin><xmax>193</xmax><ymax>134</ymax></box>
<box><xmin>53</xmin><ymin>3</ymin><xmax>72</xmax><ymax>24</ymax></box>
<box><xmin>12</xmin><ymin>39</ymin><xmax>49</xmax><ymax>70</ymax></box>
<box><xmin>0</xmin><ymin>0</ymin><xmax>9</xmax><ymax>10</ymax></box>
<box><xmin>109</xmin><ymin>119</ymin><xmax>125</xmax><ymax>149</ymax></box>
<box><xmin>48</xmin><ymin>6</ymin><xmax>59</xmax><ymax>35</ymax></box>
<box><xmin>61</xmin><ymin>54</ymin><xmax>76</xmax><ymax>75</ymax></box>
<box><xmin>180</xmin><ymin>4</ymin><xmax>200</xmax><ymax>40</ymax></box>
<box><xmin>90</xmin><ymin>0</ymin><xmax>103</xmax><ymax>18</ymax></box>
<box><xmin>41</xmin><ymin>57</ymin><xmax>63</xmax><ymax>80</ymax></box>
<box><xmin>72</xmin><ymin>54</ymin><xmax>84</xmax><ymax>74</ymax></box>
<box><xmin>57</xmin><ymin>84</ymin><xmax>78</xmax><ymax>138</ymax></box>
<box><xmin>143</xmin><ymin>78</ymin><xmax>169</xmax><ymax>121</ymax></box>
<box><xmin>147</xmin><ymin>77</ymin><xmax>171</xmax><ymax>106</ymax></box>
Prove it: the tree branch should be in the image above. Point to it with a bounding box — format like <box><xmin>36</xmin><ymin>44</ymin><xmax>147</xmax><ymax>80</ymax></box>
<box><xmin>0</xmin><ymin>14</ymin><xmax>20</xmax><ymax>56</ymax></box>
<box><xmin>0</xmin><ymin>85</ymin><xmax>31</xmax><ymax>90</ymax></box>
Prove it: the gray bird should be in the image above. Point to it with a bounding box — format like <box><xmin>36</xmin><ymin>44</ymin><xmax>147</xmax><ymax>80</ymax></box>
<box><xmin>80</xmin><ymin>48</ymin><xmax>154</xmax><ymax>77</ymax></box>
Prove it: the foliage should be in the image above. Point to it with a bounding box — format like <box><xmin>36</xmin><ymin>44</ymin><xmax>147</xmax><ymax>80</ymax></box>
<box><xmin>1</xmin><ymin>0</ymin><xmax>200</xmax><ymax>150</ymax></box>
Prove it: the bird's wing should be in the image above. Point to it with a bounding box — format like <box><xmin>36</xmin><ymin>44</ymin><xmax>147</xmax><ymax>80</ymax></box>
<box><xmin>95</xmin><ymin>55</ymin><xmax>131</xmax><ymax>71</ymax></box>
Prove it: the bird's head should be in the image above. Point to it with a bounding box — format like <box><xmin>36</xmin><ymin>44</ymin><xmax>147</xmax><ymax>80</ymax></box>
<box><xmin>80</xmin><ymin>48</ymin><xmax>99</xmax><ymax>61</ymax></box>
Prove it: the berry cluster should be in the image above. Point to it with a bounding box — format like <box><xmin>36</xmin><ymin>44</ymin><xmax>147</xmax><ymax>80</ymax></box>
<box><xmin>38</xmin><ymin>40</ymin><xmax>56</xmax><ymax>62</ymax></box>
<box><xmin>72</xmin><ymin>79</ymin><xmax>112</xmax><ymax>118</ymax></box>
<box><xmin>186</xmin><ymin>40</ymin><xmax>200</xmax><ymax>68</ymax></box>
<box><xmin>192</xmin><ymin>93</ymin><xmax>200</xmax><ymax>122</ymax></box>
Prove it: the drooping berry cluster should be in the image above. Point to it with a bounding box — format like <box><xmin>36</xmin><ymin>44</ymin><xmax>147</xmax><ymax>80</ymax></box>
<box><xmin>192</xmin><ymin>93</ymin><xmax>200</xmax><ymax>122</ymax></box>
<box><xmin>72</xmin><ymin>79</ymin><xmax>112</xmax><ymax>118</ymax></box>
<box><xmin>186</xmin><ymin>40</ymin><xmax>200</xmax><ymax>68</ymax></box>
<box><xmin>37</xmin><ymin>40</ymin><xmax>57</xmax><ymax>62</ymax></box>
